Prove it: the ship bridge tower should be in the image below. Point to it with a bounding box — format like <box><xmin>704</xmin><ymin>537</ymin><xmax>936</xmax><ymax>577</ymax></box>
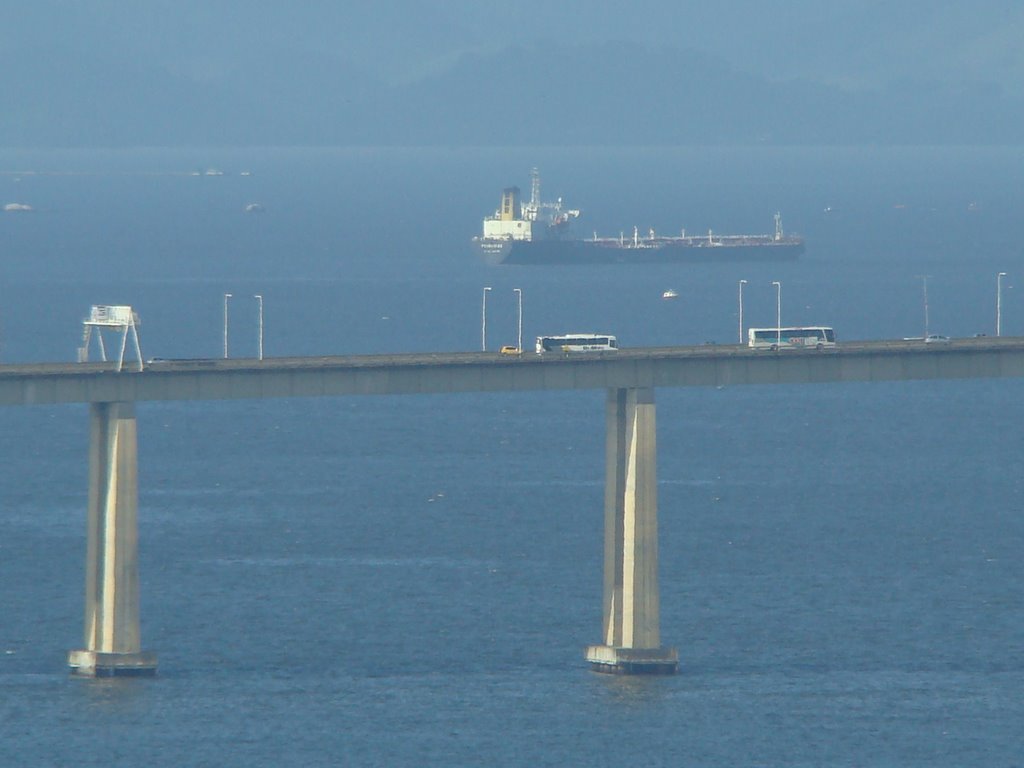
<box><xmin>500</xmin><ymin>187</ymin><xmax>521</xmax><ymax>221</ymax></box>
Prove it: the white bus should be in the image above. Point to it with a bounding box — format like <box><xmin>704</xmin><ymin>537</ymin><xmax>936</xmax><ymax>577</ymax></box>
<box><xmin>535</xmin><ymin>334</ymin><xmax>618</xmax><ymax>354</ymax></box>
<box><xmin>747</xmin><ymin>327</ymin><xmax>836</xmax><ymax>350</ymax></box>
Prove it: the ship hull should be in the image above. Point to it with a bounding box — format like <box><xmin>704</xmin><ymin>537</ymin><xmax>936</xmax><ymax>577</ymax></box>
<box><xmin>473</xmin><ymin>236</ymin><xmax>804</xmax><ymax>265</ymax></box>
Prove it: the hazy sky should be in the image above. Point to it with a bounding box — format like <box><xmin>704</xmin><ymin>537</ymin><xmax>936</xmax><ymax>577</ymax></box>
<box><xmin>6</xmin><ymin>0</ymin><xmax>1023</xmax><ymax>91</ymax></box>
<box><xmin>3</xmin><ymin>1</ymin><xmax>1022</xmax><ymax>147</ymax></box>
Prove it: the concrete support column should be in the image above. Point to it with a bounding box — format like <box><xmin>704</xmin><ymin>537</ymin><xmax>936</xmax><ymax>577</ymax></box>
<box><xmin>585</xmin><ymin>387</ymin><xmax>677</xmax><ymax>674</ymax></box>
<box><xmin>68</xmin><ymin>402</ymin><xmax>156</xmax><ymax>677</ymax></box>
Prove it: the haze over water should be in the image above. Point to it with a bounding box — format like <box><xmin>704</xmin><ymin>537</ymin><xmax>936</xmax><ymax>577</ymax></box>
<box><xmin>2</xmin><ymin>146</ymin><xmax>1024</xmax><ymax>765</ymax></box>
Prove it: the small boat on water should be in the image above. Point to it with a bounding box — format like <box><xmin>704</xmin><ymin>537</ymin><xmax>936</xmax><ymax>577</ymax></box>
<box><xmin>662</xmin><ymin>289</ymin><xmax>679</xmax><ymax>300</ymax></box>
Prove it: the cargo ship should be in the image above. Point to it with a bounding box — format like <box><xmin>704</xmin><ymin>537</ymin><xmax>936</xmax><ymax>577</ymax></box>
<box><xmin>472</xmin><ymin>169</ymin><xmax>804</xmax><ymax>265</ymax></box>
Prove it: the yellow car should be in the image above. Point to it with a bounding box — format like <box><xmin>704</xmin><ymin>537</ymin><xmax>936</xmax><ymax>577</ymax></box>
<box><xmin>499</xmin><ymin>345</ymin><xmax>521</xmax><ymax>355</ymax></box>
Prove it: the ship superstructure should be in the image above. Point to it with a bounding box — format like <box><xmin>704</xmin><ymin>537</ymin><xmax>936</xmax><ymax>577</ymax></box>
<box><xmin>478</xmin><ymin>168</ymin><xmax>579</xmax><ymax>250</ymax></box>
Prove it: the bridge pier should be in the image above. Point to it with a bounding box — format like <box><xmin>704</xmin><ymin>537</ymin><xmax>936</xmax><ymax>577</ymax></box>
<box><xmin>68</xmin><ymin>402</ymin><xmax>156</xmax><ymax>677</ymax></box>
<box><xmin>585</xmin><ymin>387</ymin><xmax>678</xmax><ymax>674</ymax></box>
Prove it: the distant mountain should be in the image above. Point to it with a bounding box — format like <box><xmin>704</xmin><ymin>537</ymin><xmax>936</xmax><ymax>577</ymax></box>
<box><xmin>0</xmin><ymin>40</ymin><xmax>383</xmax><ymax>146</ymax></box>
<box><xmin>386</xmin><ymin>41</ymin><xmax>1021</xmax><ymax>146</ymax></box>
<box><xmin>382</xmin><ymin>42</ymin><xmax>847</xmax><ymax>145</ymax></box>
<box><xmin>2</xmin><ymin>40</ymin><xmax>1020</xmax><ymax>147</ymax></box>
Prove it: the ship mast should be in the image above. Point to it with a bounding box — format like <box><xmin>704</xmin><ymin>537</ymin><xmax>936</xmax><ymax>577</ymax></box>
<box><xmin>519</xmin><ymin>167</ymin><xmax>542</xmax><ymax>222</ymax></box>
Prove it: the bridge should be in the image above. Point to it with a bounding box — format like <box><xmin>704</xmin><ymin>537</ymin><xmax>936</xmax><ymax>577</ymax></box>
<box><xmin>3</xmin><ymin>337</ymin><xmax>1023</xmax><ymax>677</ymax></box>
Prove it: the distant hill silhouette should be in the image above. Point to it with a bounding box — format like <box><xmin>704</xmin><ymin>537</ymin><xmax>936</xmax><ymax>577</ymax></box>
<box><xmin>2</xmin><ymin>41</ymin><xmax>1019</xmax><ymax>146</ymax></box>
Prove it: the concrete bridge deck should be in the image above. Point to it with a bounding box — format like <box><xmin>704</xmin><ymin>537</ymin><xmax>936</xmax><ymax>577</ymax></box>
<box><xmin>3</xmin><ymin>336</ymin><xmax>1024</xmax><ymax>406</ymax></box>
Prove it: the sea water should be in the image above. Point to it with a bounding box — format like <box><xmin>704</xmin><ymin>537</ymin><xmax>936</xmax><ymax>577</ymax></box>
<box><xmin>1</xmin><ymin>146</ymin><xmax>1023</xmax><ymax>766</ymax></box>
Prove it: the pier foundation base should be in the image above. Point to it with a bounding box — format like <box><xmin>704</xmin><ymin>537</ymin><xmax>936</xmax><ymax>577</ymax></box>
<box><xmin>68</xmin><ymin>650</ymin><xmax>158</xmax><ymax>678</ymax></box>
<box><xmin>585</xmin><ymin>644</ymin><xmax>679</xmax><ymax>675</ymax></box>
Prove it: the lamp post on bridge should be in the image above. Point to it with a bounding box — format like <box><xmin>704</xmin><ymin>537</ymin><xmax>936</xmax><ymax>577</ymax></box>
<box><xmin>223</xmin><ymin>293</ymin><xmax>232</xmax><ymax>359</ymax></box>
<box><xmin>482</xmin><ymin>286</ymin><xmax>492</xmax><ymax>351</ymax></box>
<box><xmin>917</xmin><ymin>275</ymin><xmax>931</xmax><ymax>338</ymax></box>
<box><xmin>997</xmin><ymin>272</ymin><xmax>1007</xmax><ymax>337</ymax></box>
<box><xmin>772</xmin><ymin>281</ymin><xmax>781</xmax><ymax>347</ymax></box>
<box><xmin>738</xmin><ymin>279</ymin><xmax>747</xmax><ymax>344</ymax></box>
<box><xmin>514</xmin><ymin>287</ymin><xmax>523</xmax><ymax>353</ymax></box>
<box><xmin>254</xmin><ymin>294</ymin><xmax>264</xmax><ymax>361</ymax></box>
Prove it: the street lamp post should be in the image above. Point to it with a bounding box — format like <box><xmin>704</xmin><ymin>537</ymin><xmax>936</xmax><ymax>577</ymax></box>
<box><xmin>223</xmin><ymin>293</ymin><xmax>232</xmax><ymax>358</ymax></box>
<box><xmin>482</xmin><ymin>286</ymin><xmax>492</xmax><ymax>351</ymax></box>
<box><xmin>513</xmin><ymin>288</ymin><xmax>523</xmax><ymax>352</ymax></box>
<box><xmin>738</xmin><ymin>279</ymin><xmax>747</xmax><ymax>344</ymax></box>
<box><xmin>254</xmin><ymin>294</ymin><xmax>264</xmax><ymax>360</ymax></box>
<box><xmin>918</xmin><ymin>275</ymin><xmax>931</xmax><ymax>337</ymax></box>
<box><xmin>997</xmin><ymin>272</ymin><xmax>1007</xmax><ymax>337</ymax></box>
<box><xmin>772</xmin><ymin>281</ymin><xmax>781</xmax><ymax>347</ymax></box>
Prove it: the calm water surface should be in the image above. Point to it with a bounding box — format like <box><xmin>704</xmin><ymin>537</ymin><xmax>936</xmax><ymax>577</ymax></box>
<box><xmin>2</xmin><ymin>146</ymin><xmax>1023</xmax><ymax>766</ymax></box>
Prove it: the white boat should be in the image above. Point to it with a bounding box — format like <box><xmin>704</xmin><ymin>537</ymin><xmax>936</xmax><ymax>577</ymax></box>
<box><xmin>662</xmin><ymin>289</ymin><xmax>678</xmax><ymax>300</ymax></box>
